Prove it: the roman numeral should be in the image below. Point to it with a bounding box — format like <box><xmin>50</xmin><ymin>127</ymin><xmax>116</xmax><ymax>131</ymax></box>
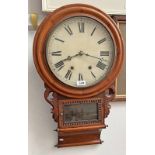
<box><xmin>51</xmin><ymin>51</ymin><xmax>62</xmax><ymax>56</ymax></box>
<box><xmin>91</xmin><ymin>26</ymin><xmax>96</xmax><ymax>36</ymax></box>
<box><xmin>78</xmin><ymin>22</ymin><xmax>84</xmax><ymax>33</ymax></box>
<box><xmin>55</xmin><ymin>38</ymin><xmax>64</xmax><ymax>43</ymax></box>
<box><xmin>100</xmin><ymin>51</ymin><xmax>109</xmax><ymax>56</ymax></box>
<box><xmin>91</xmin><ymin>71</ymin><xmax>96</xmax><ymax>79</ymax></box>
<box><xmin>96</xmin><ymin>61</ymin><xmax>106</xmax><ymax>70</ymax></box>
<box><xmin>64</xmin><ymin>25</ymin><xmax>73</xmax><ymax>35</ymax></box>
<box><xmin>78</xmin><ymin>73</ymin><xmax>83</xmax><ymax>81</ymax></box>
<box><xmin>54</xmin><ymin>61</ymin><xmax>64</xmax><ymax>69</ymax></box>
<box><xmin>65</xmin><ymin>70</ymin><xmax>72</xmax><ymax>80</ymax></box>
<box><xmin>97</xmin><ymin>38</ymin><xmax>106</xmax><ymax>44</ymax></box>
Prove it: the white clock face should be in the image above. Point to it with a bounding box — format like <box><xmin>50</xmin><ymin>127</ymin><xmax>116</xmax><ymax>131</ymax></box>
<box><xmin>46</xmin><ymin>16</ymin><xmax>115</xmax><ymax>88</ymax></box>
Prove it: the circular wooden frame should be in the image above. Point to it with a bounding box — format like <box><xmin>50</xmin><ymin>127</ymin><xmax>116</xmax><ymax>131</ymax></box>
<box><xmin>33</xmin><ymin>4</ymin><xmax>124</xmax><ymax>98</ymax></box>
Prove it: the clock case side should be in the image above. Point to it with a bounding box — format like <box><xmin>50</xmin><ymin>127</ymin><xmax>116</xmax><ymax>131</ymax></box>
<box><xmin>33</xmin><ymin>4</ymin><xmax>124</xmax><ymax>99</ymax></box>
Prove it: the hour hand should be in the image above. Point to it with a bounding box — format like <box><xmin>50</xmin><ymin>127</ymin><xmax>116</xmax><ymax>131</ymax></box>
<box><xmin>60</xmin><ymin>55</ymin><xmax>73</xmax><ymax>62</ymax></box>
<box><xmin>61</xmin><ymin>51</ymin><xmax>84</xmax><ymax>62</ymax></box>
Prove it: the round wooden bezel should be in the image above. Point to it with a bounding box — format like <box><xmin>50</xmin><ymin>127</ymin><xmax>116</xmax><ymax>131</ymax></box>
<box><xmin>33</xmin><ymin>4</ymin><xmax>124</xmax><ymax>98</ymax></box>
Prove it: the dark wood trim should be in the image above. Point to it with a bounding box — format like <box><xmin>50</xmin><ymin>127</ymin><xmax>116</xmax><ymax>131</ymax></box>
<box><xmin>57</xmin><ymin>125</ymin><xmax>106</xmax><ymax>132</ymax></box>
<box><xmin>112</xmin><ymin>15</ymin><xmax>126</xmax><ymax>23</ymax></box>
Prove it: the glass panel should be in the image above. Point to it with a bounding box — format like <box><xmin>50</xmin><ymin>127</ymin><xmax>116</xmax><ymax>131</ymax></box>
<box><xmin>64</xmin><ymin>103</ymin><xmax>98</xmax><ymax>123</ymax></box>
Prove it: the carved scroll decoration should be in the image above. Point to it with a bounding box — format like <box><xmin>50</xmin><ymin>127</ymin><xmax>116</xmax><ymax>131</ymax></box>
<box><xmin>44</xmin><ymin>84</ymin><xmax>59</xmax><ymax>122</ymax></box>
<box><xmin>103</xmin><ymin>85</ymin><xmax>115</xmax><ymax>118</ymax></box>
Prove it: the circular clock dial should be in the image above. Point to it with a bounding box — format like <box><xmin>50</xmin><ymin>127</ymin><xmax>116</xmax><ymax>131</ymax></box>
<box><xmin>46</xmin><ymin>16</ymin><xmax>115</xmax><ymax>88</ymax></box>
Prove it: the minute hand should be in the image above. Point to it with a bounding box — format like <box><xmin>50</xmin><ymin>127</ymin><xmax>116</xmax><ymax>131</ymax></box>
<box><xmin>84</xmin><ymin>53</ymin><xmax>102</xmax><ymax>61</ymax></box>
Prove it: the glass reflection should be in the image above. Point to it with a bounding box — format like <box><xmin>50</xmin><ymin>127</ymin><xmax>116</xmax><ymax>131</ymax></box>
<box><xmin>64</xmin><ymin>103</ymin><xmax>98</xmax><ymax>123</ymax></box>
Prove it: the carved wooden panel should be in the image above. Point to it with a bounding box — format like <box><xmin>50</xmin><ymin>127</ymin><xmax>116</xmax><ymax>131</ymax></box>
<box><xmin>58</xmin><ymin>98</ymin><xmax>104</xmax><ymax>128</ymax></box>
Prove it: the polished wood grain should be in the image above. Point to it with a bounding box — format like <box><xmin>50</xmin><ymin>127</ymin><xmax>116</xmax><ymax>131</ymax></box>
<box><xmin>57</xmin><ymin>129</ymin><xmax>103</xmax><ymax>147</ymax></box>
<box><xmin>33</xmin><ymin>4</ymin><xmax>124</xmax><ymax>98</ymax></box>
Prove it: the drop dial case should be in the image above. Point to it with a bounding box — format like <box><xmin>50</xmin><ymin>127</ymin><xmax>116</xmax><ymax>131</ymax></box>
<box><xmin>33</xmin><ymin>4</ymin><xmax>124</xmax><ymax>147</ymax></box>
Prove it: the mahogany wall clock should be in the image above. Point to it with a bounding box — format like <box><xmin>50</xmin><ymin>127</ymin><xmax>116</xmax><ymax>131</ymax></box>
<box><xmin>33</xmin><ymin>4</ymin><xmax>124</xmax><ymax>147</ymax></box>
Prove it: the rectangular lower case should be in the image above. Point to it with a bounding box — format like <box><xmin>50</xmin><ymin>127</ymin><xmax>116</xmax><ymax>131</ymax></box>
<box><xmin>56</xmin><ymin>128</ymin><xmax>103</xmax><ymax>148</ymax></box>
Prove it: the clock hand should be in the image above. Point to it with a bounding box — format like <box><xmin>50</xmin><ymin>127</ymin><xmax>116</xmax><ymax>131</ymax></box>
<box><xmin>70</xmin><ymin>51</ymin><xmax>84</xmax><ymax>59</ymax></box>
<box><xmin>85</xmin><ymin>53</ymin><xmax>102</xmax><ymax>61</ymax></box>
<box><xmin>61</xmin><ymin>51</ymin><xmax>84</xmax><ymax>62</ymax></box>
<box><xmin>80</xmin><ymin>51</ymin><xmax>102</xmax><ymax>61</ymax></box>
<box><xmin>82</xmin><ymin>51</ymin><xmax>109</xmax><ymax>63</ymax></box>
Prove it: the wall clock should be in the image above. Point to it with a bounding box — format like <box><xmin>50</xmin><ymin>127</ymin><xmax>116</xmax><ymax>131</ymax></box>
<box><xmin>33</xmin><ymin>4</ymin><xmax>124</xmax><ymax>147</ymax></box>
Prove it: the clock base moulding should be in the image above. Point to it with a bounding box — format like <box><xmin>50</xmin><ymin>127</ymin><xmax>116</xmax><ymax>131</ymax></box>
<box><xmin>44</xmin><ymin>83</ymin><xmax>115</xmax><ymax>147</ymax></box>
<box><xmin>57</xmin><ymin>127</ymin><xmax>104</xmax><ymax>148</ymax></box>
